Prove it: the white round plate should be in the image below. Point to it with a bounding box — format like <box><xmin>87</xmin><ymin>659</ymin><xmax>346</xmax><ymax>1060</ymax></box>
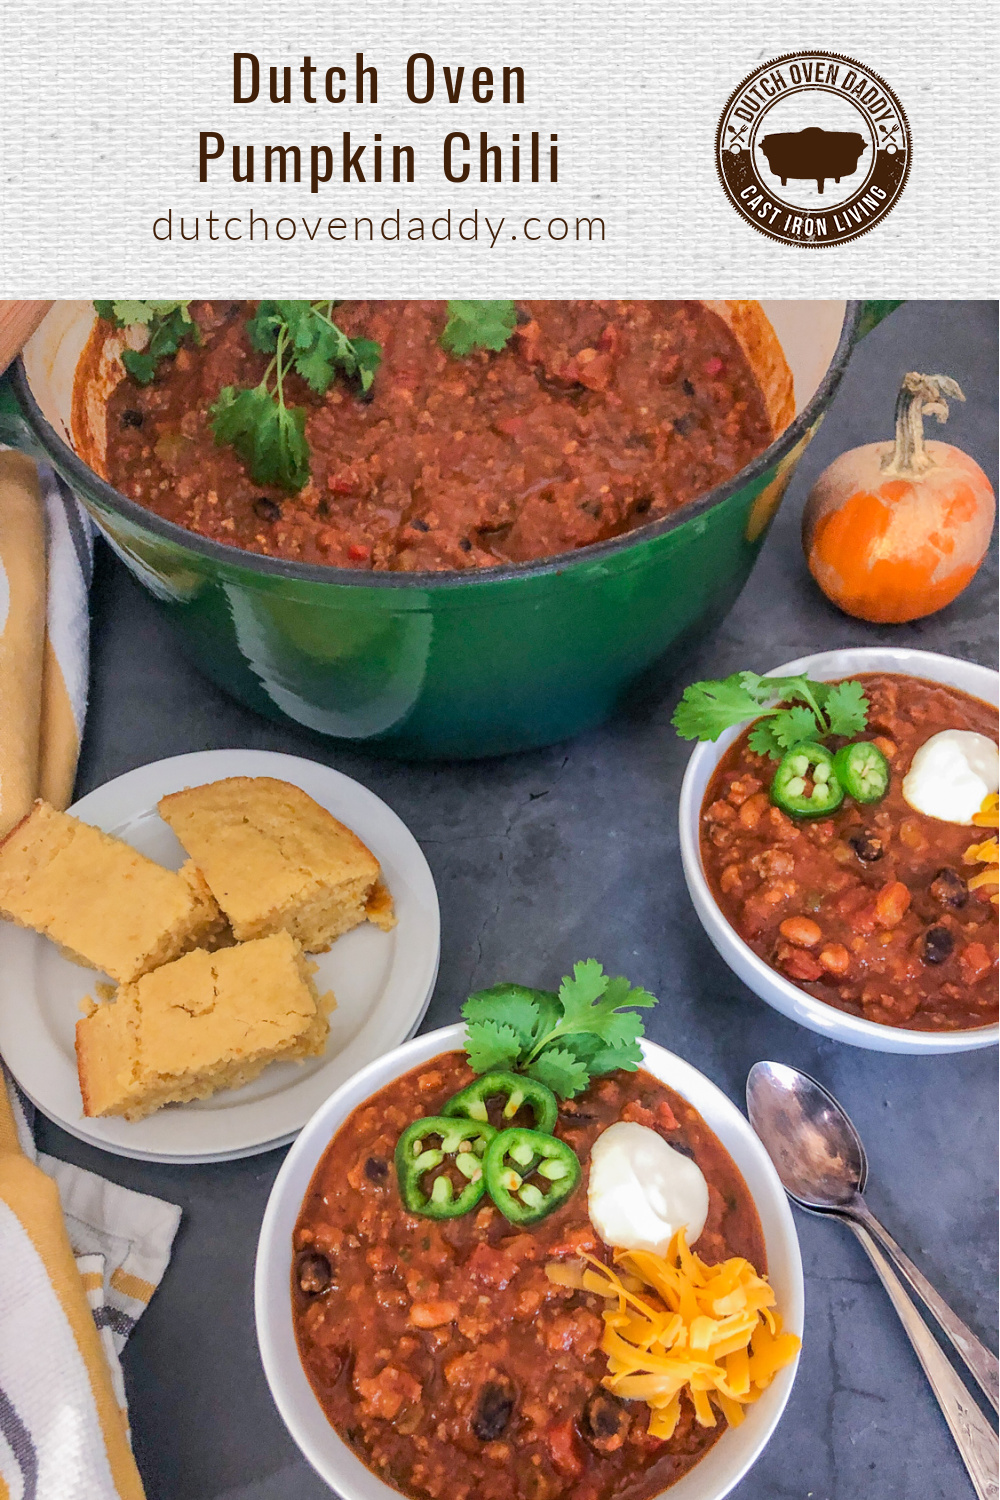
<box><xmin>0</xmin><ymin>749</ymin><xmax>440</xmax><ymax>1162</ymax></box>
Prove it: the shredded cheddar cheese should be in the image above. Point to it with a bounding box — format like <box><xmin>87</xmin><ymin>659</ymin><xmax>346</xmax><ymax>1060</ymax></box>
<box><xmin>964</xmin><ymin>793</ymin><xmax>999</xmax><ymax>906</ymax></box>
<box><xmin>545</xmin><ymin>1230</ymin><xmax>800</xmax><ymax>1439</ymax></box>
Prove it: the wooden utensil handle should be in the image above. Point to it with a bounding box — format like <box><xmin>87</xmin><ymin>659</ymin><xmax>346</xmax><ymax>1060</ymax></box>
<box><xmin>0</xmin><ymin>301</ymin><xmax>53</xmax><ymax>377</ymax></box>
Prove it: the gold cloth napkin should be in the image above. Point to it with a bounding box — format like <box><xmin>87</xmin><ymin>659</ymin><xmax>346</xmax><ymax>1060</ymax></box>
<box><xmin>0</xmin><ymin>451</ymin><xmax>91</xmax><ymax>836</ymax></box>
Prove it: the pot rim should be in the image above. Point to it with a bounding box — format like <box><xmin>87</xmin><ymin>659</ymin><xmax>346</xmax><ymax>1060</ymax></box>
<box><xmin>12</xmin><ymin>300</ymin><xmax>864</xmax><ymax>590</ymax></box>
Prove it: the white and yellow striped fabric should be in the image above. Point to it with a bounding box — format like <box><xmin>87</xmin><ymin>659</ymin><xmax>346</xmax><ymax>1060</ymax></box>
<box><xmin>0</xmin><ymin>450</ymin><xmax>93</xmax><ymax>837</ymax></box>
<box><xmin>0</xmin><ymin>450</ymin><xmax>182</xmax><ymax>1498</ymax></box>
<box><xmin>0</xmin><ymin>1069</ymin><xmax>181</xmax><ymax>1500</ymax></box>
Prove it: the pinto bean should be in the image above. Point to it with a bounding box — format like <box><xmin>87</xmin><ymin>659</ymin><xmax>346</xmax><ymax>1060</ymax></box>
<box><xmin>779</xmin><ymin>916</ymin><xmax>822</xmax><ymax>948</ymax></box>
<box><xmin>873</xmin><ymin>736</ymin><xmax>897</xmax><ymax>761</ymax></box>
<box><xmin>410</xmin><ymin>1300</ymin><xmax>460</xmax><ymax>1328</ymax></box>
<box><xmin>875</xmin><ymin>881</ymin><xmax>911</xmax><ymax>929</ymax></box>
<box><xmin>818</xmin><ymin>943</ymin><xmax>851</xmax><ymax>977</ymax></box>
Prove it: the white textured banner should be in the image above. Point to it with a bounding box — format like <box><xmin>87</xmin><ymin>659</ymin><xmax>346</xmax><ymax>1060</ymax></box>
<box><xmin>0</xmin><ymin>0</ymin><xmax>996</xmax><ymax>296</ymax></box>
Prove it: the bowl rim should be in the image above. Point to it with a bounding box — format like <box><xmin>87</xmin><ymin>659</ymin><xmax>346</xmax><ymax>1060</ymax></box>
<box><xmin>11</xmin><ymin>299</ymin><xmax>864</xmax><ymax>591</ymax></box>
<box><xmin>254</xmin><ymin>1021</ymin><xmax>804</xmax><ymax>1500</ymax></box>
<box><xmin>678</xmin><ymin>646</ymin><xmax>1000</xmax><ymax>1052</ymax></box>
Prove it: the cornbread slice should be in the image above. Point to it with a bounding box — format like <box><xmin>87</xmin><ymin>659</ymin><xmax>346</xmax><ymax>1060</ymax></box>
<box><xmin>0</xmin><ymin>800</ymin><xmax>227</xmax><ymax>984</ymax></box>
<box><xmin>76</xmin><ymin>931</ymin><xmax>331</xmax><ymax>1121</ymax></box>
<box><xmin>158</xmin><ymin>777</ymin><xmax>395</xmax><ymax>951</ymax></box>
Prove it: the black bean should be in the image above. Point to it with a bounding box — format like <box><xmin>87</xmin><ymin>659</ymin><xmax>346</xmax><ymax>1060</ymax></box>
<box><xmin>364</xmin><ymin>1156</ymin><xmax>388</xmax><ymax>1183</ymax></box>
<box><xmin>923</xmin><ymin>926</ymin><xmax>954</xmax><ymax>965</ymax></box>
<box><xmin>411</xmin><ymin>517</ymin><xmax>430</xmax><ymax>532</ymax></box>
<box><xmin>471</xmin><ymin>1380</ymin><xmax>516</xmax><ymax>1441</ymax></box>
<box><xmin>297</xmin><ymin>1251</ymin><xmax>332</xmax><ymax>1295</ymax></box>
<box><xmin>633</xmin><ymin>496</ymin><xmax>652</xmax><ymax>514</ymax></box>
<box><xmin>673</xmin><ymin>414</ymin><xmax>694</xmax><ymax>436</ymax></box>
<box><xmin>120</xmin><ymin>409</ymin><xmax>144</xmax><ymax>429</ymax></box>
<box><xmin>582</xmin><ymin>1390</ymin><xmax>629</xmax><ymax>1454</ymax></box>
<box><xmin>669</xmin><ymin>1139</ymin><xmax>696</xmax><ymax>1159</ymax></box>
<box><xmin>459</xmin><ymin>537</ymin><xmax>472</xmax><ymax>551</ymax></box>
<box><xmin>253</xmin><ymin>497</ymin><xmax>282</xmax><ymax>522</ymax></box>
<box><xmin>929</xmin><ymin>867</ymin><xmax>967</xmax><ymax>909</ymax></box>
<box><xmin>849</xmin><ymin>832</ymin><xmax>884</xmax><ymax>862</ymax></box>
<box><xmin>515</xmin><ymin>306</ymin><xmax>531</xmax><ymax>326</ymax></box>
<box><xmin>682</xmin><ymin>378</ymin><xmax>695</xmax><ymax>397</ymax></box>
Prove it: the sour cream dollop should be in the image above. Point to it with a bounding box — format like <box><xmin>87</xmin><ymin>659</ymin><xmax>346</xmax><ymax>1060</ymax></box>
<box><xmin>901</xmin><ymin>730</ymin><xmax>999</xmax><ymax>825</ymax></box>
<box><xmin>587</xmin><ymin>1121</ymin><xmax>709</xmax><ymax>1256</ymax></box>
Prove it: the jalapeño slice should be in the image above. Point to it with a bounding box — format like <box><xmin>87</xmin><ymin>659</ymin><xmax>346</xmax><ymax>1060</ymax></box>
<box><xmin>394</xmin><ymin>1115</ymin><xmax>496</xmax><ymax>1219</ymax></box>
<box><xmin>442</xmin><ymin>1070</ymin><xmax>559</xmax><ymax>1135</ymax></box>
<box><xmin>833</xmin><ymin>740</ymin><xmax>890</xmax><ymax>804</ymax></box>
<box><xmin>771</xmin><ymin>742</ymin><xmax>845</xmax><ymax>818</ymax></box>
<box><xmin>483</xmin><ymin>1127</ymin><xmax>581</xmax><ymax>1226</ymax></box>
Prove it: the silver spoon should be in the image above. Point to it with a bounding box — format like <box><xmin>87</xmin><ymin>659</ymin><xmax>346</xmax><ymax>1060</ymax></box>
<box><xmin>747</xmin><ymin>1061</ymin><xmax>998</xmax><ymax>1500</ymax></box>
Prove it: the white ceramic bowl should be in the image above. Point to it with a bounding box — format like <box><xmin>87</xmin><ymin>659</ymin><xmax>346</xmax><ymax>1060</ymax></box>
<box><xmin>679</xmin><ymin>647</ymin><xmax>1000</xmax><ymax>1055</ymax></box>
<box><xmin>256</xmin><ymin>1024</ymin><xmax>803</xmax><ymax>1500</ymax></box>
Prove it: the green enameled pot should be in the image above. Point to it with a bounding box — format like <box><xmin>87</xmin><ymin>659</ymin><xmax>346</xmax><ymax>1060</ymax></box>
<box><xmin>0</xmin><ymin>301</ymin><xmax>897</xmax><ymax>759</ymax></box>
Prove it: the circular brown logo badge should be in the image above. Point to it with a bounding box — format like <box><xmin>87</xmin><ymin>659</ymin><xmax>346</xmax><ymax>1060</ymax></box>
<box><xmin>716</xmin><ymin>52</ymin><xmax>910</xmax><ymax>246</ymax></box>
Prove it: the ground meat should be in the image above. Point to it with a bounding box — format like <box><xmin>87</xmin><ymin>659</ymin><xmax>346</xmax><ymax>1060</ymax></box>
<box><xmin>93</xmin><ymin>300</ymin><xmax>773</xmax><ymax>572</ymax></box>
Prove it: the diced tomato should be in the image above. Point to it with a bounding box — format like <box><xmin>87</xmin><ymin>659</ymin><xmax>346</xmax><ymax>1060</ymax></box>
<box><xmin>348</xmin><ymin>543</ymin><xmax>371</xmax><ymax>561</ymax></box>
<box><xmin>704</xmin><ymin>356</ymin><xmax>724</xmax><ymax>376</ymax></box>
<box><xmin>547</xmin><ymin>1418</ymin><xmax>583</xmax><ymax>1478</ymax></box>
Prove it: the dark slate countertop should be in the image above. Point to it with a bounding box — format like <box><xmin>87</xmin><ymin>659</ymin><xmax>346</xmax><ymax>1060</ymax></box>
<box><xmin>37</xmin><ymin>300</ymin><xmax>999</xmax><ymax>1500</ymax></box>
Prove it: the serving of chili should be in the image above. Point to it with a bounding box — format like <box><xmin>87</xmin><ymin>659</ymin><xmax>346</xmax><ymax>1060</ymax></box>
<box><xmin>292</xmin><ymin>1051</ymin><xmax>764</xmax><ymax>1500</ymax></box>
<box><xmin>89</xmin><ymin>300</ymin><xmax>773</xmax><ymax>573</ymax></box>
<box><xmin>700</xmin><ymin>673</ymin><xmax>999</xmax><ymax>1030</ymax></box>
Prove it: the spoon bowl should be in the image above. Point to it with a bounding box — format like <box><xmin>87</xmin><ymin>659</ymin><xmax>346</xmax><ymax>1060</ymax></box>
<box><xmin>746</xmin><ymin>1060</ymin><xmax>867</xmax><ymax>1211</ymax></box>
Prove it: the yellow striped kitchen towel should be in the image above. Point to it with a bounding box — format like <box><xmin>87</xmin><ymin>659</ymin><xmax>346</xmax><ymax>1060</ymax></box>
<box><xmin>0</xmin><ymin>451</ymin><xmax>93</xmax><ymax>837</ymax></box>
<box><xmin>1</xmin><ymin>1067</ymin><xmax>181</xmax><ymax>1499</ymax></box>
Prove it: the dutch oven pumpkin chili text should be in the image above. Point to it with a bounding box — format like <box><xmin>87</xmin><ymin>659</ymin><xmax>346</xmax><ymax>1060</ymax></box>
<box><xmin>91</xmin><ymin>300</ymin><xmax>773</xmax><ymax>572</ymax></box>
<box><xmin>292</xmin><ymin>1051</ymin><xmax>765</xmax><ymax>1500</ymax></box>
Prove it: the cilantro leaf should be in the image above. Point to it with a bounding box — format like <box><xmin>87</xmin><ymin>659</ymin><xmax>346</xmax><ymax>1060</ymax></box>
<box><xmin>524</xmin><ymin>1047</ymin><xmax>591</xmax><ymax>1099</ymax></box>
<box><xmin>209</xmin><ymin>384</ymin><xmax>310</xmax><ymax>492</ymax></box>
<box><xmin>770</xmin><ymin>705</ymin><xmax>822</xmax><ymax>750</ymax></box>
<box><xmin>747</xmin><ymin>720</ymin><xmax>785</xmax><ymax>760</ymax></box>
<box><xmin>672</xmin><ymin>674</ymin><xmax>766</xmax><ymax>742</ymax></box>
<box><xmin>825</xmin><ymin>680</ymin><xmax>869</xmax><ymax>738</ymax></box>
<box><xmin>440</xmin><ymin>301</ymin><xmax>517</xmax><ymax>357</ymax></box>
<box><xmin>96</xmin><ymin>301</ymin><xmax>195</xmax><ymax>385</ymax></box>
<box><xmin>460</xmin><ymin>963</ymin><xmax>658</xmax><ymax>1099</ymax></box>
<box><xmin>464</xmin><ymin>1020</ymin><xmax>522</xmax><ymax>1074</ymax></box>
<box><xmin>462</xmin><ymin>986</ymin><xmax>541</xmax><ymax>1052</ymax></box>
<box><xmin>584</xmin><ymin>1039</ymin><xmax>644</xmax><ymax>1075</ymax></box>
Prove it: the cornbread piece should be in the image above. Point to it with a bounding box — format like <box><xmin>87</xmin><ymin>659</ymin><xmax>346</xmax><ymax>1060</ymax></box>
<box><xmin>158</xmin><ymin>777</ymin><xmax>396</xmax><ymax>951</ymax></box>
<box><xmin>76</xmin><ymin>931</ymin><xmax>331</xmax><ymax>1121</ymax></box>
<box><xmin>0</xmin><ymin>800</ymin><xmax>227</xmax><ymax>984</ymax></box>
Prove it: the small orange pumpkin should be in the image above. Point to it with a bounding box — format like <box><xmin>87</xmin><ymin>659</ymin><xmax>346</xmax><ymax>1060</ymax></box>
<box><xmin>802</xmin><ymin>372</ymin><xmax>995</xmax><ymax>623</ymax></box>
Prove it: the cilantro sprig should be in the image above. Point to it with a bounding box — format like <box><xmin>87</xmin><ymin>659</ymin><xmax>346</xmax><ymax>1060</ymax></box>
<box><xmin>461</xmin><ymin>961</ymin><xmax>658</xmax><ymax>1100</ymax></box>
<box><xmin>440</xmin><ymin>300</ymin><xmax>518</xmax><ymax>357</ymax></box>
<box><xmin>672</xmin><ymin>670</ymin><xmax>869</xmax><ymax>761</ymax></box>
<box><xmin>209</xmin><ymin>301</ymin><xmax>382</xmax><ymax>493</ymax></box>
<box><xmin>94</xmin><ymin>300</ymin><xmax>195</xmax><ymax>385</ymax></box>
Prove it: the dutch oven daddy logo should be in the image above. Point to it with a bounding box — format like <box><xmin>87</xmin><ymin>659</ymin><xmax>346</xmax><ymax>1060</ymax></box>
<box><xmin>716</xmin><ymin>52</ymin><xmax>910</xmax><ymax>246</ymax></box>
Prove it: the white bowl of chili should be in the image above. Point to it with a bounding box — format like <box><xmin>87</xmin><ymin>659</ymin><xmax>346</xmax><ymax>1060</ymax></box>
<box><xmin>679</xmin><ymin>647</ymin><xmax>999</xmax><ymax>1054</ymax></box>
<box><xmin>255</xmin><ymin>1023</ymin><xmax>804</xmax><ymax>1500</ymax></box>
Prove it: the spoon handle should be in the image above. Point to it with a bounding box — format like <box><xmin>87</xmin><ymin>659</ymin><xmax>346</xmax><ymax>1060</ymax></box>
<box><xmin>853</xmin><ymin>1201</ymin><xmax>999</xmax><ymax>1415</ymax></box>
<box><xmin>848</xmin><ymin>1221</ymin><xmax>998</xmax><ymax>1500</ymax></box>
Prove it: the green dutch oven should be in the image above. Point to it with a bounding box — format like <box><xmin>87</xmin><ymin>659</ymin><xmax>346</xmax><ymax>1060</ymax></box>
<box><xmin>0</xmin><ymin>300</ymin><xmax>897</xmax><ymax>759</ymax></box>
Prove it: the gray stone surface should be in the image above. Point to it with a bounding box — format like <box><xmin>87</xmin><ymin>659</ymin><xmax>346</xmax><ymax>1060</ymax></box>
<box><xmin>36</xmin><ymin>301</ymin><xmax>998</xmax><ymax>1500</ymax></box>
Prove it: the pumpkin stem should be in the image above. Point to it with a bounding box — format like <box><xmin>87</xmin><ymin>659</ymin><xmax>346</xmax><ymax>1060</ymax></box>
<box><xmin>882</xmin><ymin>372</ymin><xmax>966</xmax><ymax>476</ymax></box>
